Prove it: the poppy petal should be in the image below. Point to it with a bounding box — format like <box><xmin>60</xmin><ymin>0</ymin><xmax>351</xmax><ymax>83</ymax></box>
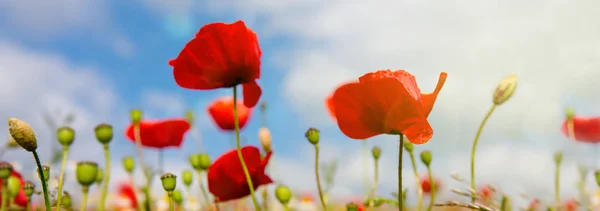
<box><xmin>332</xmin><ymin>82</ymin><xmax>385</xmax><ymax>139</ymax></box>
<box><xmin>242</xmin><ymin>81</ymin><xmax>262</xmax><ymax>108</ymax></box>
<box><xmin>561</xmin><ymin>117</ymin><xmax>600</xmax><ymax>143</ymax></box>
<box><xmin>421</xmin><ymin>72</ymin><xmax>448</xmax><ymax>117</ymax></box>
<box><xmin>325</xmin><ymin>95</ymin><xmax>336</xmax><ymax>120</ymax></box>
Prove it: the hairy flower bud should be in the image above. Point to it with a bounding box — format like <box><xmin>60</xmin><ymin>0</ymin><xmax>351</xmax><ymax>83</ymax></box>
<box><xmin>259</xmin><ymin>127</ymin><xmax>272</xmax><ymax>152</ymax></box>
<box><xmin>493</xmin><ymin>73</ymin><xmax>518</xmax><ymax>105</ymax></box>
<box><xmin>8</xmin><ymin>118</ymin><xmax>37</xmax><ymax>151</ymax></box>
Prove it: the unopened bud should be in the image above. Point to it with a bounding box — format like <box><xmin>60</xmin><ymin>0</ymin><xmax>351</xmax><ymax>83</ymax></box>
<box><xmin>57</xmin><ymin>126</ymin><xmax>75</xmax><ymax>146</ymax></box>
<box><xmin>94</xmin><ymin>124</ymin><xmax>113</xmax><ymax>144</ymax></box>
<box><xmin>501</xmin><ymin>195</ymin><xmax>512</xmax><ymax>211</ymax></box>
<box><xmin>0</xmin><ymin>162</ymin><xmax>13</xmax><ymax>179</ymax></box>
<box><xmin>122</xmin><ymin>156</ymin><xmax>135</xmax><ymax>173</ymax></box>
<box><xmin>76</xmin><ymin>161</ymin><xmax>99</xmax><ymax>186</ymax></box>
<box><xmin>7</xmin><ymin>175</ymin><xmax>21</xmax><ymax>197</ymax></box>
<box><xmin>493</xmin><ymin>73</ymin><xmax>518</xmax><ymax>105</ymax></box>
<box><xmin>371</xmin><ymin>146</ymin><xmax>381</xmax><ymax>160</ymax></box>
<box><xmin>161</xmin><ymin>173</ymin><xmax>177</xmax><ymax>192</ymax></box>
<box><xmin>275</xmin><ymin>185</ymin><xmax>292</xmax><ymax>205</ymax></box>
<box><xmin>259</xmin><ymin>127</ymin><xmax>272</xmax><ymax>152</ymax></box>
<box><xmin>23</xmin><ymin>181</ymin><xmax>35</xmax><ymax>197</ymax></box>
<box><xmin>420</xmin><ymin>150</ymin><xmax>432</xmax><ymax>166</ymax></box>
<box><xmin>346</xmin><ymin>202</ymin><xmax>359</xmax><ymax>211</ymax></box>
<box><xmin>173</xmin><ymin>189</ymin><xmax>183</xmax><ymax>205</ymax></box>
<box><xmin>403</xmin><ymin>140</ymin><xmax>413</xmax><ymax>152</ymax></box>
<box><xmin>8</xmin><ymin>118</ymin><xmax>38</xmax><ymax>151</ymax></box>
<box><xmin>38</xmin><ymin>165</ymin><xmax>50</xmax><ymax>182</ymax></box>
<box><xmin>61</xmin><ymin>191</ymin><xmax>72</xmax><ymax>207</ymax></box>
<box><xmin>305</xmin><ymin>128</ymin><xmax>320</xmax><ymax>145</ymax></box>
<box><xmin>182</xmin><ymin>170</ymin><xmax>193</xmax><ymax>187</ymax></box>
<box><xmin>130</xmin><ymin>109</ymin><xmax>143</xmax><ymax>124</ymax></box>
<box><xmin>554</xmin><ymin>151</ymin><xmax>563</xmax><ymax>164</ymax></box>
<box><xmin>189</xmin><ymin>153</ymin><xmax>211</xmax><ymax>171</ymax></box>
<box><xmin>565</xmin><ymin>107</ymin><xmax>575</xmax><ymax>120</ymax></box>
<box><xmin>185</xmin><ymin>110</ymin><xmax>194</xmax><ymax>125</ymax></box>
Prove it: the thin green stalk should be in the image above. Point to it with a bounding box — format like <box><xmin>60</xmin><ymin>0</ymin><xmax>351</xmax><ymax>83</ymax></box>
<box><xmin>130</xmin><ymin>174</ymin><xmax>144</xmax><ymax>211</ymax></box>
<box><xmin>426</xmin><ymin>166</ymin><xmax>435</xmax><ymax>211</ymax></box>
<box><xmin>26</xmin><ymin>200</ymin><xmax>31</xmax><ymax>211</ymax></box>
<box><xmin>168</xmin><ymin>192</ymin><xmax>174</xmax><ymax>211</ymax></box>
<box><xmin>470</xmin><ymin>104</ymin><xmax>497</xmax><ymax>202</ymax></box>
<box><xmin>314</xmin><ymin>144</ymin><xmax>327</xmax><ymax>211</ymax></box>
<box><xmin>1</xmin><ymin>180</ymin><xmax>7</xmax><ymax>211</ymax></box>
<box><xmin>232</xmin><ymin>85</ymin><xmax>260</xmax><ymax>211</ymax></box>
<box><xmin>408</xmin><ymin>149</ymin><xmax>423</xmax><ymax>211</ymax></box>
<box><xmin>398</xmin><ymin>135</ymin><xmax>404</xmax><ymax>211</ymax></box>
<box><xmin>196</xmin><ymin>170</ymin><xmax>210</xmax><ymax>205</ymax></box>
<box><xmin>133</xmin><ymin>124</ymin><xmax>152</xmax><ymax>210</ymax></box>
<box><xmin>33</xmin><ymin>151</ymin><xmax>51</xmax><ymax>211</ymax></box>
<box><xmin>555</xmin><ymin>156</ymin><xmax>561</xmax><ymax>210</ymax></box>
<box><xmin>56</xmin><ymin>145</ymin><xmax>69</xmax><ymax>211</ymax></box>
<box><xmin>363</xmin><ymin>140</ymin><xmax>369</xmax><ymax>197</ymax></box>
<box><xmin>283</xmin><ymin>204</ymin><xmax>290</xmax><ymax>211</ymax></box>
<box><xmin>99</xmin><ymin>144</ymin><xmax>111</xmax><ymax>211</ymax></box>
<box><xmin>368</xmin><ymin>158</ymin><xmax>380</xmax><ymax>211</ymax></box>
<box><xmin>80</xmin><ymin>186</ymin><xmax>89</xmax><ymax>211</ymax></box>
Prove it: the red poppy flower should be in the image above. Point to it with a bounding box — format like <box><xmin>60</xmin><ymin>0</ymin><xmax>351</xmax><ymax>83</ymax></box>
<box><xmin>208</xmin><ymin>97</ymin><xmax>252</xmax><ymax>131</ymax></box>
<box><xmin>325</xmin><ymin>95</ymin><xmax>336</xmax><ymax>121</ymax></box>
<box><xmin>331</xmin><ymin>70</ymin><xmax>447</xmax><ymax>144</ymax></box>
<box><xmin>125</xmin><ymin>118</ymin><xmax>191</xmax><ymax>149</ymax></box>
<box><xmin>563</xmin><ymin>199</ymin><xmax>578</xmax><ymax>211</ymax></box>
<box><xmin>207</xmin><ymin>146</ymin><xmax>272</xmax><ymax>202</ymax></box>
<box><xmin>561</xmin><ymin>116</ymin><xmax>600</xmax><ymax>143</ymax></box>
<box><xmin>118</xmin><ymin>182</ymin><xmax>138</xmax><ymax>209</ymax></box>
<box><xmin>478</xmin><ymin>185</ymin><xmax>494</xmax><ymax>201</ymax></box>
<box><xmin>527</xmin><ymin>198</ymin><xmax>541</xmax><ymax>211</ymax></box>
<box><xmin>419</xmin><ymin>175</ymin><xmax>441</xmax><ymax>194</ymax></box>
<box><xmin>0</xmin><ymin>171</ymin><xmax>28</xmax><ymax>208</ymax></box>
<box><xmin>169</xmin><ymin>20</ymin><xmax>262</xmax><ymax>108</ymax></box>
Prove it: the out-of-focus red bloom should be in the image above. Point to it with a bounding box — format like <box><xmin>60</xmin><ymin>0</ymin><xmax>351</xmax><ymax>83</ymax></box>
<box><xmin>478</xmin><ymin>185</ymin><xmax>494</xmax><ymax>201</ymax></box>
<box><xmin>207</xmin><ymin>146</ymin><xmax>272</xmax><ymax>202</ymax></box>
<box><xmin>419</xmin><ymin>175</ymin><xmax>441</xmax><ymax>194</ymax></box>
<box><xmin>563</xmin><ymin>199</ymin><xmax>578</xmax><ymax>211</ymax></box>
<box><xmin>325</xmin><ymin>95</ymin><xmax>336</xmax><ymax>121</ymax></box>
<box><xmin>0</xmin><ymin>171</ymin><xmax>28</xmax><ymax>208</ymax></box>
<box><xmin>118</xmin><ymin>182</ymin><xmax>138</xmax><ymax>209</ymax></box>
<box><xmin>527</xmin><ymin>198</ymin><xmax>541</xmax><ymax>211</ymax></box>
<box><xmin>125</xmin><ymin>118</ymin><xmax>191</xmax><ymax>148</ymax></box>
<box><xmin>561</xmin><ymin>117</ymin><xmax>600</xmax><ymax>143</ymax></box>
<box><xmin>208</xmin><ymin>97</ymin><xmax>252</xmax><ymax>131</ymax></box>
<box><xmin>169</xmin><ymin>20</ymin><xmax>262</xmax><ymax>108</ymax></box>
<box><xmin>331</xmin><ymin>70</ymin><xmax>447</xmax><ymax>144</ymax></box>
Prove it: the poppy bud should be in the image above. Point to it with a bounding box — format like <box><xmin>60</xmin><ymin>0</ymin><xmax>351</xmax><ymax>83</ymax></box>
<box><xmin>420</xmin><ymin>150</ymin><xmax>432</xmax><ymax>166</ymax></box>
<box><xmin>38</xmin><ymin>165</ymin><xmax>50</xmax><ymax>182</ymax></box>
<box><xmin>8</xmin><ymin>118</ymin><xmax>38</xmax><ymax>151</ymax></box>
<box><xmin>57</xmin><ymin>126</ymin><xmax>75</xmax><ymax>147</ymax></box>
<box><xmin>501</xmin><ymin>195</ymin><xmax>512</xmax><ymax>211</ymax></box>
<box><xmin>181</xmin><ymin>170</ymin><xmax>193</xmax><ymax>187</ymax></box>
<box><xmin>96</xmin><ymin>168</ymin><xmax>104</xmax><ymax>184</ymax></box>
<box><xmin>122</xmin><ymin>156</ymin><xmax>135</xmax><ymax>173</ymax></box>
<box><xmin>94</xmin><ymin>123</ymin><xmax>113</xmax><ymax>144</ymax></box>
<box><xmin>0</xmin><ymin>161</ymin><xmax>13</xmax><ymax>179</ymax></box>
<box><xmin>130</xmin><ymin>109</ymin><xmax>143</xmax><ymax>124</ymax></box>
<box><xmin>6</xmin><ymin>137</ymin><xmax>19</xmax><ymax>148</ymax></box>
<box><xmin>595</xmin><ymin>170</ymin><xmax>600</xmax><ymax>187</ymax></box>
<box><xmin>346</xmin><ymin>202</ymin><xmax>359</xmax><ymax>211</ymax></box>
<box><xmin>305</xmin><ymin>128</ymin><xmax>320</xmax><ymax>145</ymax></box>
<box><xmin>554</xmin><ymin>151</ymin><xmax>563</xmax><ymax>164</ymax></box>
<box><xmin>76</xmin><ymin>161</ymin><xmax>99</xmax><ymax>186</ymax></box>
<box><xmin>259</xmin><ymin>127</ymin><xmax>272</xmax><ymax>152</ymax></box>
<box><xmin>403</xmin><ymin>140</ymin><xmax>413</xmax><ymax>152</ymax></box>
<box><xmin>493</xmin><ymin>73</ymin><xmax>518</xmax><ymax>106</ymax></box>
<box><xmin>161</xmin><ymin>173</ymin><xmax>177</xmax><ymax>192</ymax></box>
<box><xmin>565</xmin><ymin>107</ymin><xmax>575</xmax><ymax>120</ymax></box>
<box><xmin>372</xmin><ymin>146</ymin><xmax>381</xmax><ymax>160</ymax></box>
<box><xmin>7</xmin><ymin>175</ymin><xmax>21</xmax><ymax>197</ymax></box>
<box><xmin>61</xmin><ymin>191</ymin><xmax>72</xmax><ymax>207</ymax></box>
<box><xmin>173</xmin><ymin>189</ymin><xmax>183</xmax><ymax>205</ymax></box>
<box><xmin>23</xmin><ymin>181</ymin><xmax>35</xmax><ymax>197</ymax></box>
<box><xmin>274</xmin><ymin>185</ymin><xmax>292</xmax><ymax>205</ymax></box>
<box><xmin>189</xmin><ymin>153</ymin><xmax>211</xmax><ymax>171</ymax></box>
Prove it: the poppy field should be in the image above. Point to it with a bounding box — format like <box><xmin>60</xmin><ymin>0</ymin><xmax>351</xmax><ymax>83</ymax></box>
<box><xmin>1</xmin><ymin>4</ymin><xmax>599</xmax><ymax>211</ymax></box>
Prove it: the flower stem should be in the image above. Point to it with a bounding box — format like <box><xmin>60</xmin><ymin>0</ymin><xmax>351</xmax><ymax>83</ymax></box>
<box><xmin>26</xmin><ymin>200</ymin><xmax>31</xmax><ymax>211</ymax></box>
<box><xmin>314</xmin><ymin>144</ymin><xmax>327</xmax><ymax>211</ymax></box>
<box><xmin>368</xmin><ymin>157</ymin><xmax>380</xmax><ymax>211</ymax></box>
<box><xmin>363</xmin><ymin>140</ymin><xmax>369</xmax><ymax>197</ymax></box>
<box><xmin>555</xmin><ymin>153</ymin><xmax>562</xmax><ymax>210</ymax></box>
<box><xmin>56</xmin><ymin>145</ymin><xmax>69</xmax><ymax>211</ymax></box>
<box><xmin>232</xmin><ymin>85</ymin><xmax>261</xmax><ymax>211</ymax></box>
<box><xmin>470</xmin><ymin>104</ymin><xmax>497</xmax><ymax>202</ymax></box>
<box><xmin>130</xmin><ymin>173</ymin><xmax>144</xmax><ymax>211</ymax></box>
<box><xmin>168</xmin><ymin>192</ymin><xmax>175</xmax><ymax>211</ymax></box>
<box><xmin>99</xmin><ymin>144</ymin><xmax>111</xmax><ymax>211</ymax></box>
<box><xmin>33</xmin><ymin>151</ymin><xmax>51</xmax><ymax>211</ymax></box>
<box><xmin>81</xmin><ymin>186</ymin><xmax>89</xmax><ymax>211</ymax></box>
<box><xmin>133</xmin><ymin>124</ymin><xmax>152</xmax><ymax>210</ymax></box>
<box><xmin>399</xmin><ymin>134</ymin><xmax>404</xmax><ymax>211</ymax></box>
<box><xmin>408</xmin><ymin>149</ymin><xmax>423</xmax><ymax>211</ymax></box>
<box><xmin>1</xmin><ymin>180</ymin><xmax>7</xmax><ymax>211</ymax></box>
<box><xmin>426</xmin><ymin>165</ymin><xmax>435</xmax><ymax>211</ymax></box>
<box><xmin>283</xmin><ymin>204</ymin><xmax>290</xmax><ymax>211</ymax></box>
<box><xmin>197</xmin><ymin>170</ymin><xmax>210</xmax><ymax>205</ymax></box>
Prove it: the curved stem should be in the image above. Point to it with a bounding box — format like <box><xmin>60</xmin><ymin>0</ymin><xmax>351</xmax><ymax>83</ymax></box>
<box><xmin>426</xmin><ymin>166</ymin><xmax>435</xmax><ymax>211</ymax></box>
<box><xmin>197</xmin><ymin>170</ymin><xmax>210</xmax><ymax>205</ymax></box>
<box><xmin>470</xmin><ymin>104</ymin><xmax>497</xmax><ymax>202</ymax></box>
<box><xmin>398</xmin><ymin>135</ymin><xmax>405</xmax><ymax>211</ymax></box>
<box><xmin>232</xmin><ymin>86</ymin><xmax>260</xmax><ymax>211</ymax></box>
<box><xmin>56</xmin><ymin>145</ymin><xmax>69</xmax><ymax>211</ymax></box>
<box><xmin>168</xmin><ymin>192</ymin><xmax>175</xmax><ymax>211</ymax></box>
<box><xmin>555</xmin><ymin>154</ymin><xmax>562</xmax><ymax>210</ymax></box>
<box><xmin>133</xmin><ymin>124</ymin><xmax>152</xmax><ymax>209</ymax></box>
<box><xmin>33</xmin><ymin>151</ymin><xmax>51</xmax><ymax>211</ymax></box>
<box><xmin>80</xmin><ymin>186</ymin><xmax>89</xmax><ymax>211</ymax></box>
<box><xmin>314</xmin><ymin>144</ymin><xmax>327</xmax><ymax>211</ymax></box>
<box><xmin>408</xmin><ymin>150</ymin><xmax>423</xmax><ymax>211</ymax></box>
<box><xmin>99</xmin><ymin>144</ymin><xmax>111</xmax><ymax>211</ymax></box>
<box><xmin>1</xmin><ymin>180</ymin><xmax>7</xmax><ymax>211</ymax></box>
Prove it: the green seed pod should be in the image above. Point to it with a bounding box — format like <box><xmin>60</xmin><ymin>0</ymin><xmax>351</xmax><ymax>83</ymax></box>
<box><xmin>346</xmin><ymin>202</ymin><xmax>359</xmax><ymax>211</ymax></box>
<box><xmin>172</xmin><ymin>189</ymin><xmax>183</xmax><ymax>205</ymax></box>
<box><xmin>23</xmin><ymin>181</ymin><xmax>35</xmax><ymax>197</ymax></box>
<box><xmin>565</xmin><ymin>107</ymin><xmax>575</xmax><ymax>120</ymax></box>
<box><xmin>76</xmin><ymin>161</ymin><xmax>99</xmax><ymax>186</ymax></box>
<box><xmin>0</xmin><ymin>162</ymin><xmax>13</xmax><ymax>179</ymax></box>
<box><xmin>38</xmin><ymin>165</ymin><xmax>50</xmax><ymax>182</ymax></box>
<box><xmin>182</xmin><ymin>170</ymin><xmax>193</xmax><ymax>187</ymax></box>
<box><xmin>420</xmin><ymin>150</ymin><xmax>432</xmax><ymax>166</ymax></box>
<box><xmin>274</xmin><ymin>185</ymin><xmax>292</xmax><ymax>205</ymax></box>
<box><xmin>8</xmin><ymin>118</ymin><xmax>38</xmax><ymax>151</ymax></box>
<box><xmin>371</xmin><ymin>146</ymin><xmax>381</xmax><ymax>160</ymax></box>
<box><xmin>122</xmin><ymin>156</ymin><xmax>135</xmax><ymax>173</ymax></box>
<box><xmin>95</xmin><ymin>168</ymin><xmax>104</xmax><ymax>184</ymax></box>
<box><xmin>189</xmin><ymin>153</ymin><xmax>211</xmax><ymax>171</ymax></box>
<box><xmin>305</xmin><ymin>128</ymin><xmax>320</xmax><ymax>145</ymax></box>
<box><xmin>130</xmin><ymin>109</ymin><xmax>143</xmax><ymax>124</ymax></box>
<box><xmin>554</xmin><ymin>151</ymin><xmax>563</xmax><ymax>164</ymax></box>
<box><xmin>57</xmin><ymin>126</ymin><xmax>75</xmax><ymax>147</ymax></box>
<box><xmin>61</xmin><ymin>191</ymin><xmax>72</xmax><ymax>207</ymax></box>
<box><xmin>161</xmin><ymin>173</ymin><xmax>177</xmax><ymax>192</ymax></box>
<box><xmin>94</xmin><ymin>123</ymin><xmax>113</xmax><ymax>144</ymax></box>
<box><xmin>403</xmin><ymin>140</ymin><xmax>413</xmax><ymax>152</ymax></box>
<box><xmin>7</xmin><ymin>175</ymin><xmax>21</xmax><ymax>197</ymax></box>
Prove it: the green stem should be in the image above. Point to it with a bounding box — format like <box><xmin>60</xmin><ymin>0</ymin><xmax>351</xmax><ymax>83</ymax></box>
<box><xmin>470</xmin><ymin>104</ymin><xmax>497</xmax><ymax>202</ymax></box>
<box><xmin>408</xmin><ymin>149</ymin><xmax>423</xmax><ymax>211</ymax></box>
<box><xmin>314</xmin><ymin>144</ymin><xmax>327</xmax><ymax>211</ymax></box>
<box><xmin>283</xmin><ymin>204</ymin><xmax>290</xmax><ymax>211</ymax></box>
<box><xmin>99</xmin><ymin>144</ymin><xmax>111</xmax><ymax>211</ymax></box>
<box><xmin>398</xmin><ymin>135</ymin><xmax>404</xmax><ymax>211</ymax></box>
<box><xmin>555</xmin><ymin>155</ymin><xmax>561</xmax><ymax>210</ymax></box>
<box><xmin>56</xmin><ymin>145</ymin><xmax>69</xmax><ymax>211</ymax></box>
<box><xmin>197</xmin><ymin>170</ymin><xmax>210</xmax><ymax>205</ymax></box>
<box><xmin>80</xmin><ymin>186</ymin><xmax>89</xmax><ymax>211</ymax></box>
<box><xmin>232</xmin><ymin>85</ymin><xmax>260</xmax><ymax>211</ymax></box>
<box><xmin>426</xmin><ymin>165</ymin><xmax>435</xmax><ymax>211</ymax></box>
<box><xmin>262</xmin><ymin>186</ymin><xmax>269</xmax><ymax>211</ymax></box>
<box><xmin>363</xmin><ymin>140</ymin><xmax>369</xmax><ymax>197</ymax></box>
<box><xmin>133</xmin><ymin>124</ymin><xmax>152</xmax><ymax>210</ymax></box>
<box><xmin>33</xmin><ymin>151</ymin><xmax>51</xmax><ymax>211</ymax></box>
<box><xmin>168</xmin><ymin>192</ymin><xmax>174</xmax><ymax>211</ymax></box>
<box><xmin>26</xmin><ymin>200</ymin><xmax>31</xmax><ymax>211</ymax></box>
<box><xmin>130</xmin><ymin>174</ymin><xmax>144</xmax><ymax>211</ymax></box>
<box><xmin>1</xmin><ymin>180</ymin><xmax>7</xmax><ymax>211</ymax></box>
<box><xmin>368</xmin><ymin>158</ymin><xmax>380</xmax><ymax>211</ymax></box>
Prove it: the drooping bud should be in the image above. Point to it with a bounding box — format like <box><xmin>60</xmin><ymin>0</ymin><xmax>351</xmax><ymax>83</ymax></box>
<box><xmin>189</xmin><ymin>153</ymin><xmax>211</xmax><ymax>171</ymax></box>
<box><xmin>122</xmin><ymin>156</ymin><xmax>135</xmax><ymax>173</ymax></box>
<box><xmin>96</xmin><ymin>168</ymin><xmax>104</xmax><ymax>184</ymax></box>
<box><xmin>7</xmin><ymin>175</ymin><xmax>21</xmax><ymax>197</ymax></box>
<box><xmin>94</xmin><ymin>123</ymin><xmax>113</xmax><ymax>144</ymax></box>
<box><xmin>501</xmin><ymin>195</ymin><xmax>512</xmax><ymax>211</ymax></box>
<box><xmin>182</xmin><ymin>170</ymin><xmax>193</xmax><ymax>187</ymax></box>
<box><xmin>130</xmin><ymin>109</ymin><xmax>143</xmax><ymax>124</ymax></box>
<box><xmin>371</xmin><ymin>146</ymin><xmax>381</xmax><ymax>160</ymax></box>
<box><xmin>0</xmin><ymin>162</ymin><xmax>13</xmax><ymax>179</ymax></box>
<box><xmin>274</xmin><ymin>185</ymin><xmax>292</xmax><ymax>205</ymax></box>
<box><xmin>346</xmin><ymin>202</ymin><xmax>359</xmax><ymax>211</ymax></box>
<box><xmin>57</xmin><ymin>126</ymin><xmax>75</xmax><ymax>147</ymax></box>
<box><xmin>403</xmin><ymin>140</ymin><xmax>413</xmax><ymax>152</ymax></box>
<box><xmin>259</xmin><ymin>127</ymin><xmax>272</xmax><ymax>152</ymax></box>
<box><xmin>420</xmin><ymin>150</ymin><xmax>432</xmax><ymax>166</ymax></box>
<box><xmin>8</xmin><ymin>118</ymin><xmax>38</xmax><ymax>151</ymax></box>
<box><xmin>76</xmin><ymin>161</ymin><xmax>99</xmax><ymax>186</ymax></box>
<box><xmin>565</xmin><ymin>107</ymin><xmax>575</xmax><ymax>121</ymax></box>
<box><xmin>554</xmin><ymin>151</ymin><xmax>563</xmax><ymax>164</ymax></box>
<box><xmin>23</xmin><ymin>181</ymin><xmax>35</xmax><ymax>197</ymax></box>
<box><xmin>38</xmin><ymin>165</ymin><xmax>50</xmax><ymax>182</ymax></box>
<box><xmin>305</xmin><ymin>128</ymin><xmax>320</xmax><ymax>145</ymax></box>
<box><xmin>493</xmin><ymin>73</ymin><xmax>518</xmax><ymax>106</ymax></box>
<box><xmin>161</xmin><ymin>173</ymin><xmax>177</xmax><ymax>192</ymax></box>
<box><xmin>173</xmin><ymin>189</ymin><xmax>183</xmax><ymax>205</ymax></box>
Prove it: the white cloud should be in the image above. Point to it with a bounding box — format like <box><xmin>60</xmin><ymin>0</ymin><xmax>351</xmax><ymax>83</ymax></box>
<box><xmin>140</xmin><ymin>90</ymin><xmax>187</xmax><ymax>118</ymax></box>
